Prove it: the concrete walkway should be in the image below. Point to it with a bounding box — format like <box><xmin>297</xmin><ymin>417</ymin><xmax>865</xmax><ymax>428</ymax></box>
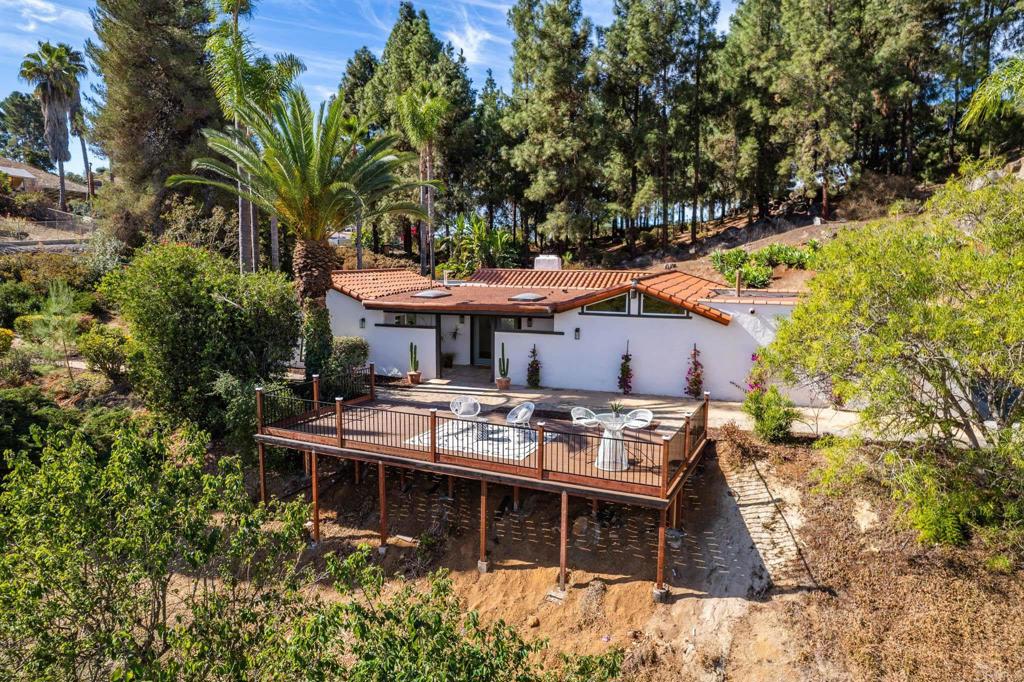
<box><xmin>381</xmin><ymin>378</ymin><xmax>860</xmax><ymax>437</ymax></box>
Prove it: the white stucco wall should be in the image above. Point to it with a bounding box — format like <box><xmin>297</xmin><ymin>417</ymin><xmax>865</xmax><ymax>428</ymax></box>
<box><xmin>495</xmin><ymin>301</ymin><xmax>804</xmax><ymax>404</ymax></box>
<box><xmin>326</xmin><ymin>290</ymin><xmax>438</xmax><ymax>379</ymax></box>
<box><xmin>439</xmin><ymin>315</ymin><xmax>471</xmax><ymax>365</ymax></box>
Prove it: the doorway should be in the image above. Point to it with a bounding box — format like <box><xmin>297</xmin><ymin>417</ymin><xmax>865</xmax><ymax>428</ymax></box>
<box><xmin>471</xmin><ymin>316</ymin><xmax>494</xmax><ymax>366</ymax></box>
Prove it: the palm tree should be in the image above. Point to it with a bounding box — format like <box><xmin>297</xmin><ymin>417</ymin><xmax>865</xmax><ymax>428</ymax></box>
<box><xmin>168</xmin><ymin>86</ymin><xmax>427</xmax><ymax>304</ymax></box>
<box><xmin>69</xmin><ymin>89</ymin><xmax>92</xmax><ymax>200</ymax></box>
<box><xmin>19</xmin><ymin>42</ymin><xmax>86</xmax><ymax>212</ymax></box>
<box><xmin>397</xmin><ymin>81</ymin><xmax>451</xmax><ymax>276</ymax></box>
<box><xmin>208</xmin><ymin>0</ymin><xmax>305</xmax><ymax>273</ymax></box>
<box><xmin>961</xmin><ymin>54</ymin><xmax>1024</xmax><ymax>129</ymax></box>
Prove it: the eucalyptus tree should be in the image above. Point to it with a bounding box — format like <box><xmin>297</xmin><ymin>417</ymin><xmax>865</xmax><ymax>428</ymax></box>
<box><xmin>168</xmin><ymin>87</ymin><xmax>426</xmax><ymax>305</ymax></box>
<box><xmin>398</xmin><ymin>81</ymin><xmax>452</xmax><ymax>275</ymax></box>
<box><xmin>18</xmin><ymin>42</ymin><xmax>86</xmax><ymax>211</ymax></box>
<box><xmin>208</xmin><ymin>0</ymin><xmax>305</xmax><ymax>273</ymax></box>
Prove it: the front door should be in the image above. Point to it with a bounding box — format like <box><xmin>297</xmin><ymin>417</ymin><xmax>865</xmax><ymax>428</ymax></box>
<box><xmin>472</xmin><ymin>316</ymin><xmax>494</xmax><ymax>366</ymax></box>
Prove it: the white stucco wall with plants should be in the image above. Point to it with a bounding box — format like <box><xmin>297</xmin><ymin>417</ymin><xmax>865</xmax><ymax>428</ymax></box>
<box><xmin>494</xmin><ymin>300</ymin><xmax>801</xmax><ymax>404</ymax></box>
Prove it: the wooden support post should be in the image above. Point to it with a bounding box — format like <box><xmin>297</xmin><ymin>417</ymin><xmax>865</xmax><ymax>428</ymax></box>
<box><xmin>430</xmin><ymin>409</ymin><xmax>438</xmax><ymax>462</ymax></box>
<box><xmin>369</xmin><ymin>363</ymin><xmax>376</xmax><ymax>400</ymax></box>
<box><xmin>354</xmin><ymin>460</ymin><xmax>361</xmax><ymax>485</ymax></box>
<box><xmin>703</xmin><ymin>391</ymin><xmax>710</xmax><ymax>432</ymax></box>
<box><xmin>311</xmin><ymin>451</ymin><xmax>320</xmax><ymax>544</ymax></box>
<box><xmin>558</xmin><ymin>490</ymin><xmax>569</xmax><ymax>593</ymax></box>
<box><xmin>255</xmin><ymin>387</ymin><xmax>264</xmax><ymax>434</ymax></box>
<box><xmin>671</xmin><ymin>490</ymin><xmax>680</xmax><ymax>529</ymax></box>
<box><xmin>535</xmin><ymin>422</ymin><xmax>546</xmax><ymax>480</ymax></box>
<box><xmin>513</xmin><ymin>485</ymin><xmax>520</xmax><ymax>512</ymax></box>
<box><xmin>684</xmin><ymin>416</ymin><xmax>692</xmax><ymax>461</ymax></box>
<box><xmin>478</xmin><ymin>480</ymin><xmax>490</xmax><ymax>573</ymax></box>
<box><xmin>659</xmin><ymin>436</ymin><xmax>671</xmax><ymax>498</ymax></box>
<box><xmin>336</xmin><ymin>398</ymin><xmax>344</xmax><ymax>448</ymax></box>
<box><xmin>257</xmin><ymin>442</ymin><xmax>267</xmax><ymax>504</ymax></box>
<box><xmin>377</xmin><ymin>462</ymin><xmax>388</xmax><ymax>548</ymax></box>
<box><xmin>447</xmin><ymin>475</ymin><xmax>455</xmax><ymax>500</ymax></box>
<box><xmin>304</xmin><ymin>451</ymin><xmax>311</xmax><ymax>479</ymax></box>
<box><xmin>591</xmin><ymin>498</ymin><xmax>599</xmax><ymax>518</ymax></box>
<box><xmin>312</xmin><ymin>374</ymin><xmax>321</xmax><ymax>403</ymax></box>
<box><xmin>654</xmin><ymin>508</ymin><xmax>669</xmax><ymax>602</ymax></box>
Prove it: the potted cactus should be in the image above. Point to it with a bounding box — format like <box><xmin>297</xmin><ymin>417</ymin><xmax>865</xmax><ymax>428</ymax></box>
<box><xmin>407</xmin><ymin>342</ymin><xmax>421</xmax><ymax>384</ymax></box>
<box><xmin>495</xmin><ymin>343</ymin><xmax>511</xmax><ymax>390</ymax></box>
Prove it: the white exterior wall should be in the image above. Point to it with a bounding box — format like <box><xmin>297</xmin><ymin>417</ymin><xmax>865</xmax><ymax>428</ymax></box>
<box><xmin>439</xmin><ymin>315</ymin><xmax>471</xmax><ymax>365</ymax></box>
<box><xmin>495</xmin><ymin>301</ymin><xmax>804</xmax><ymax>404</ymax></box>
<box><xmin>326</xmin><ymin>290</ymin><xmax>438</xmax><ymax>379</ymax></box>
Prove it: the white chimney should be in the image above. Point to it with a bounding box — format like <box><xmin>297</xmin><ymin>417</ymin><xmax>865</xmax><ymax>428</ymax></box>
<box><xmin>533</xmin><ymin>254</ymin><xmax>562</xmax><ymax>271</ymax></box>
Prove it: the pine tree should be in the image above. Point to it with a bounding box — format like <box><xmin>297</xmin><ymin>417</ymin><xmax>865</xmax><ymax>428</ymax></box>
<box><xmin>0</xmin><ymin>91</ymin><xmax>53</xmax><ymax>171</ymax></box>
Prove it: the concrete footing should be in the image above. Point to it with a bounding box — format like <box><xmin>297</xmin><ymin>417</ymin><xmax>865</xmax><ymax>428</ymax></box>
<box><xmin>652</xmin><ymin>586</ymin><xmax>670</xmax><ymax>603</ymax></box>
<box><xmin>477</xmin><ymin>559</ymin><xmax>491</xmax><ymax>574</ymax></box>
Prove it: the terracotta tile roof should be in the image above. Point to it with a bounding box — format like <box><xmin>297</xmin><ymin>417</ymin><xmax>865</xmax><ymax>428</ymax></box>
<box><xmin>469</xmin><ymin>268</ymin><xmax>653</xmax><ymax>290</ymax></box>
<box><xmin>700</xmin><ymin>289</ymin><xmax>803</xmax><ymax>306</ymax></box>
<box><xmin>365</xmin><ymin>284</ymin><xmax>613</xmax><ymax>314</ymax></box>
<box><xmin>635</xmin><ymin>271</ymin><xmax>733</xmax><ymax>325</ymax></box>
<box><xmin>330</xmin><ymin>268</ymin><xmax>431</xmax><ymax>301</ymax></box>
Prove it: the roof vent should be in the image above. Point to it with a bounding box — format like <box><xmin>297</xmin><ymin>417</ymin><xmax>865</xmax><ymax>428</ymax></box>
<box><xmin>509</xmin><ymin>292</ymin><xmax>546</xmax><ymax>302</ymax></box>
<box><xmin>412</xmin><ymin>289</ymin><xmax>451</xmax><ymax>299</ymax></box>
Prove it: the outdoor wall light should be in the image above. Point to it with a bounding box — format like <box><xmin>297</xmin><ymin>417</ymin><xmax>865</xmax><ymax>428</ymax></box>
<box><xmin>574</xmin><ymin>327</ymin><xmax>581</xmax><ymax>340</ymax></box>
<box><xmin>359</xmin><ymin>317</ymin><xmax>366</xmax><ymax>329</ymax></box>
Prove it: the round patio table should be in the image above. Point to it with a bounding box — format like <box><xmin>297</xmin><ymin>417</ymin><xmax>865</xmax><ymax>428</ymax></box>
<box><xmin>594</xmin><ymin>413</ymin><xmax>630</xmax><ymax>471</ymax></box>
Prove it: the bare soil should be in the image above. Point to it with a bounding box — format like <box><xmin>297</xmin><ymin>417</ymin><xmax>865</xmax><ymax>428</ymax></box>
<box><xmin>259</xmin><ymin>426</ymin><xmax>1023</xmax><ymax>681</ymax></box>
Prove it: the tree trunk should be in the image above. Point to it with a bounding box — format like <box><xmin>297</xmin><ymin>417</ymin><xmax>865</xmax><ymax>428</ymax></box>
<box><xmin>822</xmin><ymin>173</ymin><xmax>830</xmax><ymax>221</ymax></box>
<box><xmin>293</xmin><ymin>238</ymin><xmax>335</xmax><ymax>303</ymax></box>
<box><xmin>270</xmin><ymin>215</ymin><xmax>281</xmax><ymax>271</ymax></box>
<box><xmin>78</xmin><ymin>135</ymin><xmax>93</xmax><ymax>199</ymax></box>
<box><xmin>250</xmin><ymin>200</ymin><xmax>260</xmax><ymax>269</ymax></box>
<box><xmin>355</xmin><ymin>211</ymin><xmax>364</xmax><ymax>270</ymax></box>
<box><xmin>56</xmin><ymin>158</ymin><xmax>66</xmax><ymax>212</ymax></box>
<box><xmin>426</xmin><ymin>142</ymin><xmax>435</xmax><ymax>279</ymax></box>
<box><xmin>238</xmin><ymin>191</ymin><xmax>253</xmax><ymax>273</ymax></box>
<box><xmin>418</xmin><ymin>152</ymin><xmax>427</xmax><ymax>275</ymax></box>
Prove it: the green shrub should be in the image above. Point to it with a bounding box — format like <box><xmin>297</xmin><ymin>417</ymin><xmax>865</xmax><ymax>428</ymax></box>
<box><xmin>101</xmin><ymin>243</ymin><xmax>299</xmax><ymax>427</ymax></box>
<box><xmin>11</xmin><ymin>191</ymin><xmax>51</xmax><ymax>220</ymax></box>
<box><xmin>710</xmin><ymin>248</ymin><xmax>749</xmax><ymax>279</ymax></box>
<box><xmin>82</xmin><ymin>229</ymin><xmax>127</xmax><ymax>279</ymax></box>
<box><xmin>212</xmin><ymin>373</ymin><xmax>289</xmax><ymax>458</ymax></box>
<box><xmin>0</xmin><ymin>386</ymin><xmax>72</xmax><ymax>461</ymax></box>
<box><xmin>77</xmin><ymin>325</ymin><xmax>128</xmax><ymax>385</ymax></box>
<box><xmin>985</xmin><ymin>554</ymin><xmax>1014</xmax><ymax>574</ymax></box>
<box><xmin>0</xmin><ymin>252</ymin><xmax>92</xmax><ymax>293</ymax></box>
<box><xmin>811</xmin><ymin>435</ymin><xmax>869</xmax><ymax>495</ymax></box>
<box><xmin>0</xmin><ymin>347</ymin><xmax>32</xmax><ymax>386</ymax></box>
<box><xmin>742</xmin><ymin>386</ymin><xmax>797</xmax><ymax>443</ymax></box>
<box><xmin>302</xmin><ymin>302</ymin><xmax>332</xmax><ymax>379</ymax></box>
<box><xmin>0</xmin><ymin>328</ymin><xmax>13</xmax><ymax>355</ymax></box>
<box><xmin>12</xmin><ymin>314</ymin><xmax>41</xmax><ymax>341</ymax></box>
<box><xmin>739</xmin><ymin>261</ymin><xmax>773</xmax><ymax>288</ymax></box>
<box><xmin>0</xmin><ymin>281</ymin><xmax>40</xmax><ymax>327</ymax></box>
<box><xmin>322</xmin><ymin>336</ymin><xmax>370</xmax><ymax>398</ymax></box>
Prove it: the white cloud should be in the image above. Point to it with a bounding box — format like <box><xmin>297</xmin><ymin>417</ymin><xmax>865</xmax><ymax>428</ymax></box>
<box><xmin>443</xmin><ymin>6</ymin><xmax>501</xmax><ymax>66</ymax></box>
<box><xmin>0</xmin><ymin>0</ymin><xmax>92</xmax><ymax>35</ymax></box>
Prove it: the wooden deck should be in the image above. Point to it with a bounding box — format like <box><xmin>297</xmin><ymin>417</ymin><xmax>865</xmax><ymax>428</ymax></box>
<box><xmin>256</xmin><ymin>383</ymin><xmax>708</xmax><ymax>505</ymax></box>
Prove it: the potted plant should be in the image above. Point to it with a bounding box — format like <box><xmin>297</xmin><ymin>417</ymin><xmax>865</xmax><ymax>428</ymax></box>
<box><xmin>526</xmin><ymin>344</ymin><xmax>541</xmax><ymax>388</ymax></box>
<box><xmin>495</xmin><ymin>343</ymin><xmax>511</xmax><ymax>390</ymax></box>
<box><xmin>407</xmin><ymin>342</ymin><xmax>421</xmax><ymax>384</ymax></box>
<box><xmin>442</xmin><ymin>351</ymin><xmax>455</xmax><ymax>369</ymax></box>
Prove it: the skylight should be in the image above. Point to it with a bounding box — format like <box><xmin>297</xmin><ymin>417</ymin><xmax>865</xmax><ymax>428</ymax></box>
<box><xmin>412</xmin><ymin>289</ymin><xmax>451</xmax><ymax>298</ymax></box>
<box><xmin>509</xmin><ymin>292</ymin><xmax>546</xmax><ymax>302</ymax></box>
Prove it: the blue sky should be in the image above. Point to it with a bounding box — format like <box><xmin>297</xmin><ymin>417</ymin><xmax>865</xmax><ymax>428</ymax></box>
<box><xmin>0</xmin><ymin>0</ymin><xmax>736</xmax><ymax>174</ymax></box>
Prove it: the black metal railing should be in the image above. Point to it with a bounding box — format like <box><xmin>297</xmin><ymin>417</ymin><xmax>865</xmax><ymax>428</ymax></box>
<box><xmin>339</xmin><ymin>404</ymin><xmax>432</xmax><ymax>456</ymax></box>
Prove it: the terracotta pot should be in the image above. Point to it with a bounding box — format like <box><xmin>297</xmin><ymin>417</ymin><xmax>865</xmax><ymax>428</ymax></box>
<box><xmin>495</xmin><ymin>376</ymin><xmax>511</xmax><ymax>390</ymax></box>
<box><xmin>407</xmin><ymin>371</ymin><xmax>422</xmax><ymax>385</ymax></box>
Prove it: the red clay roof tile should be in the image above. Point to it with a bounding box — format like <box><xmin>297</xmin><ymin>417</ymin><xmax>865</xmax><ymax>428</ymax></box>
<box><xmin>330</xmin><ymin>269</ymin><xmax>432</xmax><ymax>301</ymax></box>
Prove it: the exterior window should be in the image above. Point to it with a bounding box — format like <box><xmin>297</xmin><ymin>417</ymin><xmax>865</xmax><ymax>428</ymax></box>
<box><xmin>583</xmin><ymin>294</ymin><xmax>629</xmax><ymax>315</ymax></box>
<box><xmin>394</xmin><ymin>313</ymin><xmax>423</xmax><ymax>326</ymax></box>
<box><xmin>496</xmin><ymin>317</ymin><xmax>522</xmax><ymax>331</ymax></box>
<box><xmin>641</xmin><ymin>295</ymin><xmax>692</xmax><ymax>318</ymax></box>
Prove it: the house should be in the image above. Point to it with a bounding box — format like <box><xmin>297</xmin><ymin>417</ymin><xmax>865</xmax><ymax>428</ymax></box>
<box><xmin>326</xmin><ymin>258</ymin><xmax>805</xmax><ymax>403</ymax></box>
<box><xmin>0</xmin><ymin>156</ymin><xmax>89</xmax><ymax>201</ymax></box>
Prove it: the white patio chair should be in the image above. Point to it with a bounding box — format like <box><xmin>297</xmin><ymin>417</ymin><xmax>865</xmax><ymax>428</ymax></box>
<box><xmin>505</xmin><ymin>402</ymin><xmax>535</xmax><ymax>445</ymax></box>
<box><xmin>571</xmin><ymin>407</ymin><xmax>600</xmax><ymax>428</ymax></box>
<box><xmin>450</xmin><ymin>396</ymin><xmax>482</xmax><ymax>419</ymax></box>
<box><xmin>624</xmin><ymin>409</ymin><xmax>654</xmax><ymax>430</ymax></box>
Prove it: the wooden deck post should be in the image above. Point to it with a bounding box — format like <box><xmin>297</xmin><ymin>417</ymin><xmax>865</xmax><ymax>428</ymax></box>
<box><xmin>513</xmin><ymin>485</ymin><xmax>520</xmax><ymax>512</ymax></box>
<box><xmin>654</xmin><ymin>508</ymin><xmax>669</xmax><ymax>602</ymax></box>
<box><xmin>312</xmin><ymin>374</ymin><xmax>320</xmax><ymax>403</ymax></box>
<box><xmin>683</xmin><ymin>416</ymin><xmax>692</xmax><ymax>461</ymax></box>
<box><xmin>591</xmin><ymin>498</ymin><xmax>599</xmax><ymax>518</ymax></box>
<box><xmin>447</xmin><ymin>475</ymin><xmax>455</xmax><ymax>500</ymax></box>
<box><xmin>255</xmin><ymin>387</ymin><xmax>264</xmax><ymax>433</ymax></box>
<box><xmin>704</xmin><ymin>391</ymin><xmax>710</xmax><ymax>432</ymax></box>
<box><xmin>430</xmin><ymin>409</ymin><xmax>438</xmax><ymax>463</ymax></box>
<box><xmin>342</xmin><ymin>395</ymin><xmax>350</xmax><ymax>448</ymax></box>
<box><xmin>671</xmin><ymin>490</ymin><xmax>680</xmax><ymax>529</ymax></box>
<box><xmin>659</xmin><ymin>436</ymin><xmax>671</xmax><ymax>498</ymax></box>
<box><xmin>354</xmin><ymin>460</ymin><xmax>361</xmax><ymax>485</ymax></box>
<box><xmin>478</xmin><ymin>480</ymin><xmax>490</xmax><ymax>573</ymax></box>
<box><xmin>369</xmin><ymin>363</ymin><xmax>376</xmax><ymax>400</ymax></box>
<box><xmin>304</xmin><ymin>452</ymin><xmax>311</xmax><ymax>479</ymax></box>
<box><xmin>311</xmin><ymin>451</ymin><xmax>320</xmax><ymax>544</ymax></box>
<box><xmin>257</xmin><ymin>442</ymin><xmax>267</xmax><ymax>504</ymax></box>
<box><xmin>535</xmin><ymin>422</ymin><xmax>546</xmax><ymax>480</ymax></box>
<box><xmin>558</xmin><ymin>490</ymin><xmax>569</xmax><ymax>593</ymax></box>
<box><xmin>377</xmin><ymin>462</ymin><xmax>388</xmax><ymax>548</ymax></box>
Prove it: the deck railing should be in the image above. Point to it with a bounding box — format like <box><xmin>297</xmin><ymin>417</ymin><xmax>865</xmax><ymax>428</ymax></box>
<box><xmin>256</xmin><ymin>386</ymin><xmax>710</xmax><ymax>499</ymax></box>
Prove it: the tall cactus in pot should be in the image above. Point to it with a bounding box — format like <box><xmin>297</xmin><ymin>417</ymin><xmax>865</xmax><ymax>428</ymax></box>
<box><xmin>407</xmin><ymin>342</ymin><xmax>421</xmax><ymax>384</ymax></box>
<box><xmin>495</xmin><ymin>343</ymin><xmax>511</xmax><ymax>390</ymax></box>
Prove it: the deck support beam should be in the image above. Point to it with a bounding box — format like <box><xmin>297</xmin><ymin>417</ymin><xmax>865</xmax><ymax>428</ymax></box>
<box><xmin>354</xmin><ymin>460</ymin><xmax>361</xmax><ymax>485</ymax></box>
<box><xmin>513</xmin><ymin>485</ymin><xmax>520</xmax><ymax>512</ymax></box>
<box><xmin>478</xmin><ymin>480</ymin><xmax>490</xmax><ymax>573</ymax></box>
<box><xmin>257</xmin><ymin>442</ymin><xmax>267</xmax><ymax>504</ymax></box>
<box><xmin>591</xmin><ymin>498</ymin><xmax>599</xmax><ymax>518</ymax></box>
<box><xmin>447</xmin><ymin>475</ymin><xmax>455</xmax><ymax>500</ymax></box>
<box><xmin>310</xmin><ymin>451</ymin><xmax>320</xmax><ymax>544</ymax></box>
<box><xmin>653</xmin><ymin>508</ymin><xmax>669</xmax><ymax>602</ymax></box>
<box><xmin>558</xmin><ymin>490</ymin><xmax>569</xmax><ymax>593</ymax></box>
<box><xmin>671</xmin><ymin>489</ymin><xmax>680</xmax><ymax>529</ymax></box>
<box><xmin>378</xmin><ymin>463</ymin><xmax>388</xmax><ymax>549</ymax></box>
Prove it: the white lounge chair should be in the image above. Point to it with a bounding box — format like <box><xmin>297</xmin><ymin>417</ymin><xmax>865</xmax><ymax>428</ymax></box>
<box><xmin>571</xmin><ymin>407</ymin><xmax>600</xmax><ymax>428</ymax></box>
<box><xmin>450</xmin><ymin>396</ymin><xmax>482</xmax><ymax>419</ymax></box>
<box><xmin>624</xmin><ymin>409</ymin><xmax>654</xmax><ymax>430</ymax></box>
<box><xmin>505</xmin><ymin>402</ymin><xmax>535</xmax><ymax>444</ymax></box>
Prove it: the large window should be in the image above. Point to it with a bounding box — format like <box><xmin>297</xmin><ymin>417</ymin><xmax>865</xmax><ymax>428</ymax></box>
<box><xmin>640</xmin><ymin>295</ymin><xmax>692</xmax><ymax>318</ymax></box>
<box><xmin>582</xmin><ymin>294</ymin><xmax>629</xmax><ymax>315</ymax></box>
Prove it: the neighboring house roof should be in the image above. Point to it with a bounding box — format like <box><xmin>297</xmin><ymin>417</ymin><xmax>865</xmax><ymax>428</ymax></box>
<box><xmin>700</xmin><ymin>289</ymin><xmax>803</xmax><ymax>306</ymax></box>
<box><xmin>468</xmin><ymin>268</ymin><xmax>652</xmax><ymax>290</ymax></box>
<box><xmin>0</xmin><ymin>156</ymin><xmax>88</xmax><ymax>195</ymax></box>
<box><xmin>330</xmin><ymin>267</ymin><xmax>758</xmax><ymax>324</ymax></box>
<box><xmin>330</xmin><ymin>268</ymin><xmax>430</xmax><ymax>301</ymax></box>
